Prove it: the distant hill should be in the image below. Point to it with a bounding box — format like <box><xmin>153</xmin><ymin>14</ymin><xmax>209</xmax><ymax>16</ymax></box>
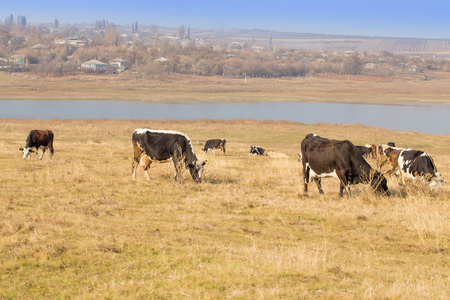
<box><xmin>189</xmin><ymin>28</ymin><xmax>450</xmax><ymax>58</ymax></box>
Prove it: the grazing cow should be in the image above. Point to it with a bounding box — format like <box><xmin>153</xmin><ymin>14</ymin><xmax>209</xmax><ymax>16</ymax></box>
<box><xmin>301</xmin><ymin>134</ymin><xmax>389</xmax><ymax>197</ymax></box>
<box><xmin>132</xmin><ymin>129</ymin><xmax>207</xmax><ymax>182</ymax></box>
<box><xmin>397</xmin><ymin>148</ymin><xmax>442</xmax><ymax>186</ymax></box>
<box><xmin>356</xmin><ymin>145</ymin><xmax>372</xmax><ymax>158</ymax></box>
<box><xmin>202</xmin><ymin>139</ymin><xmax>226</xmax><ymax>155</ymax></box>
<box><xmin>377</xmin><ymin>144</ymin><xmax>404</xmax><ymax>170</ymax></box>
<box><xmin>19</xmin><ymin>130</ymin><xmax>54</xmax><ymax>160</ymax></box>
<box><xmin>250</xmin><ymin>145</ymin><xmax>267</xmax><ymax>156</ymax></box>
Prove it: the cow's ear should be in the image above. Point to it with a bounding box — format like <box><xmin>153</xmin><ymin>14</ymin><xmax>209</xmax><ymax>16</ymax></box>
<box><xmin>203</xmin><ymin>160</ymin><xmax>207</xmax><ymax>165</ymax></box>
<box><xmin>19</xmin><ymin>147</ymin><xmax>23</xmax><ymax>151</ymax></box>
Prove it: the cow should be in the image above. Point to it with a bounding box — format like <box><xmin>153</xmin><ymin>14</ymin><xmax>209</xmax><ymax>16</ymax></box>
<box><xmin>202</xmin><ymin>139</ymin><xmax>226</xmax><ymax>155</ymax></box>
<box><xmin>366</xmin><ymin>144</ymin><xmax>377</xmax><ymax>159</ymax></box>
<box><xmin>132</xmin><ymin>129</ymin><xmax>207</xmax><ymax>182</ymax></box>
<box><xmin>356</xmin><ymin>145</ymin><xmax>372</xmax><ymax>158</ymax></box>
<box><xmin>377</xmin><ymin>144</ymin><xmax>404</xmax><ymax>170</ymax></box>
<box><xmin>396</xmin><ymin>148</ymin><xmax>443</xmax><ymax>186</ymax></box>
<box><xmin>301</xmin><ymin>134</ymin><xmax>389</xmax><ymax>197</ymax></box>
<box><xmin>19</xmin><ymin>130</ymin><xmax>54</xmax><ymax>160</ymax></box>
<box><xmin>383</xmin><ymin>147</ymin><xmax>403</xmax><ymax>182</ymax></box>
<box><xmin>250</xmin><ymin>145</ymin><xmax>267</xmax><ymax>156</ymax></box>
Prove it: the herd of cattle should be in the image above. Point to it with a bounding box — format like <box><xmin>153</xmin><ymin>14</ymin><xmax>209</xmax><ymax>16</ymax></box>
<box><xmin>20</xmin><ymin>129</ymin><xmax>445</xmax><ymax>196</ymax></box>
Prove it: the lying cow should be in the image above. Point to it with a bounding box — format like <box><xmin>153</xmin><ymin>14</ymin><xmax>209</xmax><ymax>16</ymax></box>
<box><xmin>202</xmin><ymin>139</ymin><xmax>226</xmax><ymax>155</ymax></box>
<box><xmin>301</xmin><ymin>134</ymin><xmax>389</xmax><ymax>197</ymax></box>
<box><xmin>19</xmin><ymin>130</ymin><xmax>54</xmax><ymax>160</ymax></box>
<box><xmin>132</xmin><ymin>129</ymin><xmax>207</xmax><ymax>182</ymax></box>
<box><xmin>250</xmin><ymin>145</ymin><xmax>267</xmax><ymax>156</ymax></box>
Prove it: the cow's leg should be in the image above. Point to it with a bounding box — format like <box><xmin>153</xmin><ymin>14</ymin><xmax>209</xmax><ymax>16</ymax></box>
<box><xmin>132</xmin><ymin>157</ymin><xmax>139</xmax><ymax>179</ymax></box>
<box><xmin>144</xmin><ymin>165</ymin><xmax>151</xmax><ymax>182</ymax></box>
<box><xmin>314</xmin><ymin>178</ymin><xmax>324</xmax><ymax>194</ymax></box>
<box><xmin>336</xmin><ymin>171</ymin><xmax>350</xmax><ymax>197</ymax></box>
<box><xmin>39</xmin><ymin>148</ymin><xmax>46</xmax><ymax>160</ymax></box>
<box><xmin>210</xmin><ymin>149</ymin><xmax>215</xmax><ymax>155</ymax></box>
<box><xmin>303</xmin><ymin>165</ymin><xmax>310</xmax><ymax>194</ymax></box>
<box><xmin>35</xmin><ymin>147</ymin><xmax>40</xmax><ymax>159</ymax></box>
<box><xmin>49</xmin><ymin>144</ymin><xmax>54</xmax><ymax>159</ymax></box>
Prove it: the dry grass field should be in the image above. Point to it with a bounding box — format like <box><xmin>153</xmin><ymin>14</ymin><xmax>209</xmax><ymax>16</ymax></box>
<box><xmin>1</xmin><ymin>71</ymin><xmax>450</xmax><ymax>104</ymax></box>
<box><xmin>0</xmin><ymin>118</ymin><xmax>448</xmax><ymax>299</ymax></box>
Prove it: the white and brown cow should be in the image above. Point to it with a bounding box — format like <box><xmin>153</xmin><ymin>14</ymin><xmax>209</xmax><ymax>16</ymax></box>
<box><xmin>301</xmin><ymin>134</ymin><xmax>389</xmax><ymax>197</ymax></box>
<box><xmin>202</xmin><ymin>139</ymin><xmax>226</xmax><ymax>155</ymax></box>
<box><xmin>20</xmin><ymin>130</ymin><xmax>54</xmax><ymax>160</ymax></box>
<box><xmin>132</xmin><ymin>129</ymin><xmax>207</xmax><ymax>182</ymax></box>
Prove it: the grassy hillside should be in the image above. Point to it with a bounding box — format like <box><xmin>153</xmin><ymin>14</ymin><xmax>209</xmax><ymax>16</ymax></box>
<box><xmin>1</xmin><ymin>118</ymin><xmax>448</xmax><ymax>298</ymax></box>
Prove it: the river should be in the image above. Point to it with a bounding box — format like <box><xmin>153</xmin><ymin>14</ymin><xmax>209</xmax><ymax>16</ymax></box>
<box><xmin>0</xmin><ymin>100</ymin><xmax>448</xmax><ymax>135</ymax></box>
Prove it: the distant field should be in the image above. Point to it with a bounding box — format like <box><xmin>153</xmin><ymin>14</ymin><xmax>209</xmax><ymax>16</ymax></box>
<box><xmin>1</xmin><ymin>72</ymin><xmax>450</xmax><ymax>104</ymax></box>
<box><xmin>1</xmin><ymin>119</ymin><xmax>448</xmax><ymax>298</ymax></box>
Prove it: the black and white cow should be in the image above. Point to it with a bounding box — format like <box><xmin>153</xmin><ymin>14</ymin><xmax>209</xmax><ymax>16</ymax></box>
<box><xmin>19</xmin><ymin>130</ymin><xmax>54</xmax><ymax>160</ymax></box>
<box><xmin>301</xmin><ymin>134</ymin><xmax>389</xmax><ymax>197</ymax></box>
<box><xmin>250</xmin><ymin>145</ymin><xmax>267</xmax><ymax>156</ymax></box>
<box><xmin>202</xmin><ymin>139</ymin><xmax>226</xmax><ymax>155</ymax></box>
<box><xmin>132</xmin><ymin>129</ymin><xmax>207</xmax><ymax>182</ymax></box>
<box><xmin>397</xmin><ymin>148</ymin><xmax>443</xmax><ymax>186</ymax></box>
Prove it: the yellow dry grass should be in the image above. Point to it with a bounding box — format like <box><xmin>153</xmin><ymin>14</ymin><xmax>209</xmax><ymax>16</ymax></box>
<box><xmin>1</xmin><ymin>72</ymin><xmax>450</xmax><ymax>104</ymax></box>
<box><xmin>0</xmin><ymin>118</ymin><xmax>448</xmax><ymax>298</ymax></box>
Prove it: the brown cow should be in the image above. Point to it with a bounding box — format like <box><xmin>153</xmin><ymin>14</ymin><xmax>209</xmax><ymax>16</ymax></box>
<box><xmin>20</xmin><ymin>130</ymin><xmax>54</xmax><ymax>160</ymax></box>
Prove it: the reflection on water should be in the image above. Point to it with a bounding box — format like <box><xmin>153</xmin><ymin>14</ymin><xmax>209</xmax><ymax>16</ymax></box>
<box><xmin>0</xmin><ymin>100</ymin><xmax>448</xmax><ymax>135</ymax></box>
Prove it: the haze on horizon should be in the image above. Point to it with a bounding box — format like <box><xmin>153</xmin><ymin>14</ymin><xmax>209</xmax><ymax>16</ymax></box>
<box><xmin>2</xmin><ymin>0</ymin><xmax>450</xmax><ymax>40</ymax></box>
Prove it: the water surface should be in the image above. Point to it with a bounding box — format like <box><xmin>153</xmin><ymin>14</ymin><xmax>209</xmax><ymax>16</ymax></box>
<box><xmin>1</xmin><ymin>100</ymin><xmax>448</xmax><ymax>135</ymax></box>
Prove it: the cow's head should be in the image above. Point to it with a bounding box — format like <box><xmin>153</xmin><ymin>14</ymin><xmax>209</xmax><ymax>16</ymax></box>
<box><xmin>189</xmin><ymin>160</ymin><xmax>207</xmax><ymax>182</ymax></box>
<box><xmin>371</xmin><ymin>170</ymin><xmax>390</xmax><ymax>196</ymax></box>
<box><xmin>19</xmin><ymin>147</ymin><xmax>34</xmax><ymax>158</ymax></box>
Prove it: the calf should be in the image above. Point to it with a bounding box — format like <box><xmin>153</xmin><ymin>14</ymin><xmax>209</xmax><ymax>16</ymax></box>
<box><xmin>301</xmin><ymin>134</ymin><xmax>389</xmax><ymax>197</ymax></box>
<box><xmin>202</xmin><ymin>139</ymin><xmax>226</xmax><ymax>155</ymax></box>
<box><xmin>20</xmin><ymin>130</ymin><xmax>54</xmax><ymax>160</ymax></box>
<box><xmin>383</xmin><ymin>147</ymin><xmax>402</xmax><ymax>182</ymax></box>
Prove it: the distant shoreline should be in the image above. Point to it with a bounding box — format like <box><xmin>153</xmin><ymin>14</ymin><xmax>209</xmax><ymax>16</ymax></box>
<box><xmin>1</xmin><ymin>72</ymin><xmax>449</xmax><ymax>105</ymax></box>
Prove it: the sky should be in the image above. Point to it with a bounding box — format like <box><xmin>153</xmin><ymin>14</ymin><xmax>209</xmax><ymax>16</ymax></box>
<box><xmin>3</xmin><ymin>0</ymin><xmax>450</xmax><ymax>39</ymax></box>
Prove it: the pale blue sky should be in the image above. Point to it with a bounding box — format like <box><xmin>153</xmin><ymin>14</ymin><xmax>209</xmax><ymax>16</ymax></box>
<box><xmin>3</xmin><ymin>0</ymin><xmax>449</xmax><ymax>39</ymax></box>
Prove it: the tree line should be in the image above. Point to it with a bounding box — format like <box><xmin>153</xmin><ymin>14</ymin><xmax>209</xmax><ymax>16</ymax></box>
<box><xmin>1</xmin><ymin>19</ymin><xmax>450</xmax><ymax>77</ymax></box>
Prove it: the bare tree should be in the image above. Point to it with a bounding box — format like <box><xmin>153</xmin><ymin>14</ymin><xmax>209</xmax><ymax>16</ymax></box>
<box><xmin>177</xmin><ymin>25</ymin><xmax>185</xmax><ymax>39</ymax></box>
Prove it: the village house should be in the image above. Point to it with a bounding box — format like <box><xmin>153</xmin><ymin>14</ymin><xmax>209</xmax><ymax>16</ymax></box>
<box><xmin>55</xmin><ymin>35</ymin><xmax>90</xmax><ymax>47</ymax></box>
<box><xmin>81</xmin><ymin>59</ymin><xmax>108</xmax><ymax>71</ymax></box>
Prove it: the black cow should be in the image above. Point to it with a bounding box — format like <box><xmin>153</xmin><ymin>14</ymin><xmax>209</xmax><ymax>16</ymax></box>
<box><xmin>356</xmin><ymin>145</ymin><xmax>372</xmax><ymax>158</ymax></box>
<box><xmin>203</xmin><ymin>139</ymin><xmax>226</xmax><ymax>155</ymax></box>
<box><xmin>397</xmin><ymin>149</ymin><xmax>443</xmax><ymax>186</ymax></box>
<box><xmin>301</xmin><ymin>134</ymin><xmax>389</xmax><ymax>197</ymax></box>
<box><xmin>250</xmin><ymin>145</ymin><xmax>267</xmax><ymax>156</ymax></box>
<box><xmin>20</xmin><ymin>130</ymin><xmax>54</xmax><ymax>160</ymax></box>
<box><xmin>132</xmin><ymin>129</ymin><xmax>207</xmax><ymax>182</ymax></box>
